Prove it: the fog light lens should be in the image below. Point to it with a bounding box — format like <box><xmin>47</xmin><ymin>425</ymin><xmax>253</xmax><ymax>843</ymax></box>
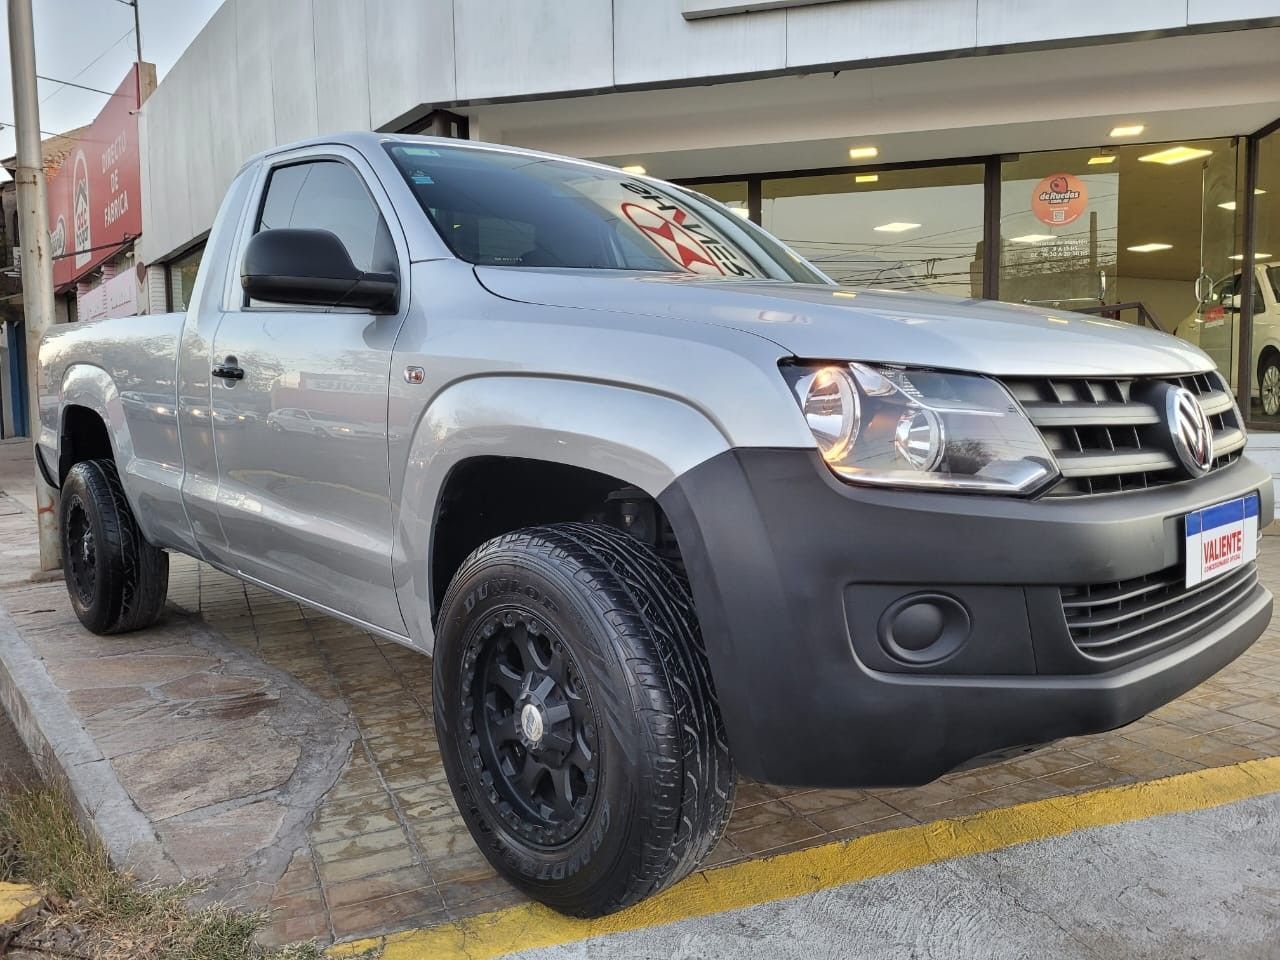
<box><xmin>878</xmin><ymin>593</ymin><xmax>970</xmax><ymax>665</ymax></box>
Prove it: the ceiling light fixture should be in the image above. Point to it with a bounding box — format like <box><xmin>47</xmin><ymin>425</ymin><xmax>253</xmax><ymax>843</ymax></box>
<box><xmin>874</xmin><ymin>222</ymin><xmax>921</xmax><ymax>233</ymax></box>
<box><xmin>1009</xmin><ymin>234</ymin><xmax>1056</xmax><ymax>244</ymax></box>
<box><xmin>848</xmin><ymin>146</ymin><xmax>879</xmax><ymax>160</ymax></box>
<box><xmin>1230</xmin><ymin>252</ymin><xmax>1273</xmax><ymax>261</ymax></box>
<box><xmin>1138</xmin><ymin>146</ymin><xmax>1213</xmax><ymax>166</ymax></box>
<box><xmin>1110</xmin><ymin>124</ymin><xmax>1145</xmax><ymax>138</ymax></box>
<box><xmin>1088</xmin><ymin>155</ymin><xmax>1116</xmax><ymax>165</ymax></box>
<box><xmin>855</xmin><ymin>174</ymin><xmax>879</xmax><ymax>183</ymax></box>
<box><xmin>1127</xmin><ymin>242</ymin><xmax>1173</xmax><ymax>253</ymax></box>
<box><xmin>620</xmin><ymin>164</ymin><xmax>647</xmax><ymax>175</ymax></box>
<box><xmin>1218</xmin><ymin>188</ymin><xmax>1267</xmax><ymax>211</ymax></box>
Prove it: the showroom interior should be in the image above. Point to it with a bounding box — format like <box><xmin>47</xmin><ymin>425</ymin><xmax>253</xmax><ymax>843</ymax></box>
<box><xmin>688</xmin><ymin>123</ymin><xmax>1280</xmax><ymax>429</ymax></box>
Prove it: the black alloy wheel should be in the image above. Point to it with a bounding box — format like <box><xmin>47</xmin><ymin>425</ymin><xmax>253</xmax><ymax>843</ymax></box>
<box><xmin>434</xmin><ymin>522</ymin><xmax>735</xmax><ymax>918</ymax></box>
<box><xmin>64</xmin><ymin>495</ymin><xmax>97</xmax><ymax>608</ymax></box>
<box><xmin>462</xmin><ymin>606</ymin><xmax>600</xmax><ymax>847</ymax></box>
<box><xmin>58</xmin><ymin>459</ymin><xmax>169</xmax><ymax>635</ymax></box>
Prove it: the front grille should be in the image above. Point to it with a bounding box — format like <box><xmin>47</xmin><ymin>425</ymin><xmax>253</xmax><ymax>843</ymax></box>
<box><xmin>1061</xmin><ymin>561</ymin><xmax>1259</xmax><ymax>662</ymax></box>
<box><xmin>1002</xmin><ymin>372</ymin><xmax>1246</xmax><ymax>496</ymax></box>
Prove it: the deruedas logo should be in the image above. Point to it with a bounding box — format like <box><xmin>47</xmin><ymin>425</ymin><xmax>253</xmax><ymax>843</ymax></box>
<box><xmin>73</xmin><ymin>150</ymin><xmax>92</xmax><ymax>268</ymax></box>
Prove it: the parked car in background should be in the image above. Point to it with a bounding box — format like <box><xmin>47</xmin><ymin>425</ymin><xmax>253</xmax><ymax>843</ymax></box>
<box><xmin>35</xmin><ymin>134</ymin><xmax>1273</xmax><ymax>918</ymax></box>
<box><xmin>1178</xmin><ymin>264</ymin><xmax>1280</xmax><ymax>415</ymax></box>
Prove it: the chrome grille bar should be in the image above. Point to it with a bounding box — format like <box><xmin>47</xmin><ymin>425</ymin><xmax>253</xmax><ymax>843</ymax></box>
<box><xmin>1001</xmin><ymin>371</ymin><xmax>1244</xmax><ymax>496</ymax></box>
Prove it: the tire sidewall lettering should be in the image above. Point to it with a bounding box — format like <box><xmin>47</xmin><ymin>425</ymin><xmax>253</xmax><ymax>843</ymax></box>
<box><xmin>463</xmin><ymin>576</ymin><xmax>559</xmax><ymax>617</ymax></box>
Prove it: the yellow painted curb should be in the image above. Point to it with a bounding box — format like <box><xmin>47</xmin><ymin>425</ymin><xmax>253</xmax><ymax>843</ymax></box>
<box><xmin>329</xmin><ymin>756</ymin><xmax>1280</xmax><ymax>960</ymax></box>
<box><xmin>0</xmin><ymin>881</ymin><xmax>42</xmax><ymax>926</ymax></box>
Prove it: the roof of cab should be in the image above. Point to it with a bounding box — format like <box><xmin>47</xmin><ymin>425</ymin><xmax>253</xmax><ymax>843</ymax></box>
<box><xmin>238</xmin><ymin>131</ymin><xmax>651</xmax><ymax>183</ymax></box>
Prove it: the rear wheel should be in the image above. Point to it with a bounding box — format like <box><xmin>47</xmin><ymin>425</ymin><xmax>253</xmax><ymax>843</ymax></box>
<box><xmin>1260</xmin><ymin>354</ymin><xmax>1280</xmax><ymax>417</ymax></box>
<box><xmin>433</xmin><ymin>522</ymin><xmax>734</xmax><ymax>917</ymax></box>
<box><xmin>59</xmin><ymin>459</ymin><xmax>169</xmax><ymax>635</ymax></box>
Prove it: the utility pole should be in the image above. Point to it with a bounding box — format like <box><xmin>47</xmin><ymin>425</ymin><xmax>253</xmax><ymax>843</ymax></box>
<box><xmin>130</xmin><ymin>0</ymin><xmax>142</xmax><ymax>109</ymax></box>
<box><xmin>7</xmin><ymin>0</ymin><xmax>61</xmax><ymax>571</ymax></box>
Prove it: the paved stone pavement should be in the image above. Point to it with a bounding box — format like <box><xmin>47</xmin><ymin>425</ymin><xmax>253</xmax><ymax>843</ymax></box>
<box><xmin>0</xmin><ymin>440</ymin><xmax>1279</xmax><ymax>948</ymax></box>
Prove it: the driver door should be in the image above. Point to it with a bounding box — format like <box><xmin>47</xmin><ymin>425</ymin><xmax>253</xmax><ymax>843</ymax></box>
<box><xmin>208</xmin><ymin>152</ymin><xmax>409</xmax><ymax>634</ymax></box>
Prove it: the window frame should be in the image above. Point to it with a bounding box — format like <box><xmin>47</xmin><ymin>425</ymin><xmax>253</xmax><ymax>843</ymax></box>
<box><xmin>164</xmin><ymin>241</ymin><xmax>207</xmax><ymax>313</ymax></box>
<box><xmin>1239</xmin><ymin>115</ymin><xmax>1280</xmax><ymax>430</ymax></box>
<box><xmin>225</xmin><ymin>147</ymin><xmax>407</xmax><ymax>316</ymax></box>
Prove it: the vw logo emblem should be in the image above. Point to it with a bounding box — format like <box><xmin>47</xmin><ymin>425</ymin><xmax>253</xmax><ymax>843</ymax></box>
<box><xmin>1167</xmin><ymin>387</ymin><xmax>1214</xmax><ymax>477</ymax></box>
<box><xmin>520</xmin><ymin>703</ymin><xmax>544</xmax><ymax>745</ymax></box>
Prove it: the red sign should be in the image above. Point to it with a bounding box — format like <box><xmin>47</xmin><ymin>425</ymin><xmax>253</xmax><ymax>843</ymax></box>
<box><xmin>45</xmin><ymin>66</ymin><xmax>142</xmax><ymax>289</ymax></box>
<box><xmin>1031</xmin><ymin>172</ymin><xmax>1088</xmax><ymax>227</ymax></box>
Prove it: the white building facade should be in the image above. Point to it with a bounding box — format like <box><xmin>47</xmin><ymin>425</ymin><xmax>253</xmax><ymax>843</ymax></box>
<box><xmin>137</xmin><ymin>0</ymin><xmax>1280</xmax><ymax>457</ymax></box>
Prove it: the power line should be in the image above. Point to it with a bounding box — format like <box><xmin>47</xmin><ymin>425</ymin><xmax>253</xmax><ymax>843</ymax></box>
<box><xmin>39</xmin><ymin>27</ymin><xmax>135</xmax><ymax>105</ymax></box>
<box><xmin>36</xmin><ymin>75</ymin><xmax>122</xmax><ymax>98</ymax></box>
<box><xmin>0</xmin><ymin>120</ymin><xmax>64</xmax><ymax>138</ymax></box>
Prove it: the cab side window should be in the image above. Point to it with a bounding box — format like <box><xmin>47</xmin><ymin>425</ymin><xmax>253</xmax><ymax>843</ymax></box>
<box><xmin>253</xmin><ymin>160</ymin><xmax>396</xmax><ymax>277</ymax></box>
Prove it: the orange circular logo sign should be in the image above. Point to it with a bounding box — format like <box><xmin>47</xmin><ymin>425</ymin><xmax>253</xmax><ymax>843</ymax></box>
<box><xmin>1031</xmin><ymin>173</ymin><xmax>1088</xmax><ymax>227</ymax></box>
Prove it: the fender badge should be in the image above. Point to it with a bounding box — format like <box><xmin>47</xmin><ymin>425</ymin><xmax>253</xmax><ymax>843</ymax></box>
<box><xmin>403</xmin><ymin>366</ymin><xmax>425</xmax><ymax>385</ymax></box>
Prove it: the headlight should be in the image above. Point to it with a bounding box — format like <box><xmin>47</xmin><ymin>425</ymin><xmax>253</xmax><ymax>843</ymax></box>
<box><xmin>786</xmin><ymin>362</ymin><xmax>1059</xmax><ymax>494</ymax></box>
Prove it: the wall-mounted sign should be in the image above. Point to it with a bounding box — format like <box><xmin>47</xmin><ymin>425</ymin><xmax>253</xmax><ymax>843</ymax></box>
<box><xmin>681</xmin><ymin>0</ymin><xmax>841</xmax><ymax>19</ymax></box>
<box><xmin>46</xmin><ymin>65</ymin><xmax>149</xmax><ymax>288</ymax></box>
<box><xmin>76</xmin><ymin>268</ymin><xmax>139</xmax><ymax>322</ymax></box>
<box><xmin>1031</xmin><ymin>173</ymin><xmax>1088</xmax><ymax>227</ymax></box>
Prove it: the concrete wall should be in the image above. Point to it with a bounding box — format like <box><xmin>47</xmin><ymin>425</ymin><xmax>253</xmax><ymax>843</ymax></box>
<box><xmin>137</xmin><ymin>0</ymin><xmax>1280</xmax><ymax>263</ymax></box>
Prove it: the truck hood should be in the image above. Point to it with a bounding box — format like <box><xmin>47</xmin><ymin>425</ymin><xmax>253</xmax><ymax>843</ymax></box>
<box><xmin>476</xmin><ymin>268</ymin><xmax>1214</xmax><ymax>378</ymax></box>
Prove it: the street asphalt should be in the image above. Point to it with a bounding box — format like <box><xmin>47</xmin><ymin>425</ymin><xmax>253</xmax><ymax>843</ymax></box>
<box><xmin>506</xmin><ymin>792</ymin><xmax>1280</xmax><ymax>960</ymax></box>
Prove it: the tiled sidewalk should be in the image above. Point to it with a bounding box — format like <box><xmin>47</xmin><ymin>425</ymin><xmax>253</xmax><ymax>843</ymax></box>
<box><xmin>171</xmin><ymin>551</ymin><xmax>1280</xmax><ymax>947</ymax></box>
<box><xmin>0</xmin><ymin>444</ymin><xmax>1278</xmax><ymax>946</ymax></box>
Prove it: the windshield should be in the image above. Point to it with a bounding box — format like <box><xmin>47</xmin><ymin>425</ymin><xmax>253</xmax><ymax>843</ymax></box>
<box><xmin>384</xmin><ymin>142</ymin><xmax>828</xmax><ymax>283</ymax></box>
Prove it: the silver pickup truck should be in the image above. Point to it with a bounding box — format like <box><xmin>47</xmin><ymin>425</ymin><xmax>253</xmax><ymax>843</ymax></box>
<box><xmin>36</xmin><ymin>133</ymin><xmax>1274</xmax><ymax>917</ymax></box>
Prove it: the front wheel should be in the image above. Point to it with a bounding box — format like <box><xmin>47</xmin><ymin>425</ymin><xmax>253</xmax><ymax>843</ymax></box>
<box><xmin>433</xmin><ymin>523</ymin><xmax>735</xmax><ymax>917</ymax></box>
<box><xmin>1260</xmin><ymin>355</ymin><xmax>1280</xmax><ymax>417</ymax></box>
<box><xmin>59</xmin><ymin>459</ymin><xmax>169</xmax><ymax>635</ymax></box>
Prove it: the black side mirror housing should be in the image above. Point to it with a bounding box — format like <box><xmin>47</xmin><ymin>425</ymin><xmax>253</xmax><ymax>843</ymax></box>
<box><xmin>240</xmin><ymin>228</ymin><xmax>398</xmax><ymax>312</ymax></box>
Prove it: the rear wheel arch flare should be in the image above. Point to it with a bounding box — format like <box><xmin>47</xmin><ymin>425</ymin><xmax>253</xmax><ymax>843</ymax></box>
<box><xmin>59</xmin><ymin>404</ymin><xmax>114</xmax><ymax>483</ymax></box>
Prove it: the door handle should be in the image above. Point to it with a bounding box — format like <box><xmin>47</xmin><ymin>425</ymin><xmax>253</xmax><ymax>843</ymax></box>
<box><xmin>212</xmin><ymin>358</ymin><xmax>244</xmax><ymax>381</ymax></box>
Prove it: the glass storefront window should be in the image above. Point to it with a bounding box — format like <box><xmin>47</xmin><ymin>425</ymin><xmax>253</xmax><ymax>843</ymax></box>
<box><xmin>687</xmin><ymin>180</ymin><xmax>750</xmax><ymax>221</ymax></box>
<box><xmin>999</xmin><ymin>149</ymin><xmax>1118</xmax><ymax>311</ymax></box>
<box><xmin>167</xmin><ymin>246</ymin><xmax>204</xmax><ymax>311</ymax></box>
<box><xmin>1248</xmin><ymin>129</ymin><xmax>1280</xmax><ymax>424</ymax></box>
<box><xmin>1000</xmin><ymin>139</ymin><xmax>1240</xmax><ymax>387</ymax></box>
<box><xmin>761</xmin><ymin>165</ymin><xmax>986</xmax><ymax>296</ymax></box>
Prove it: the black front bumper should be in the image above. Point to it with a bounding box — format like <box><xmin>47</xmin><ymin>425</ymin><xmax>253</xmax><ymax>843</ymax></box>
<box><xmin>658</xmin><ymin>449</ymin><xmax>1274</xmax><ymax>788</ymax></box>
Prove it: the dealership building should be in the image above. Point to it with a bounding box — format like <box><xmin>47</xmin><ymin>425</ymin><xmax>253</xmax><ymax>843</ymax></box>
<box><xmin>19</xmin><ymin>1</ymin><xmax>1280</xmax><ymax>453</ymax></box>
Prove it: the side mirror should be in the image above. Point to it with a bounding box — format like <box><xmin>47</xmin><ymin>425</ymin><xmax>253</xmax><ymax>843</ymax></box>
<box><xmin>241</xmin><ymin>228</ymin><xmax>398</xmax><ymax>312</ymax></box>
<box><xmin>1223</xmin><ymin>293</ymin><xmax>1243</xmax><ymax>313</ymax></box>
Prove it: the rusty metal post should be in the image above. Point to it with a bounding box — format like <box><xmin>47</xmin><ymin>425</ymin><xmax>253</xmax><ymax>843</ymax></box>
<box><xmin>8</xmin><ymin>0</ymin><xmax>61</xmax><ymax>570</ymax></box>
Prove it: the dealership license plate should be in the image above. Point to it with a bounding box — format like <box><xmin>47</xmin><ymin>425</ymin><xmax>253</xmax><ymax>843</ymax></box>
<box><xmin>1185</xmin><ymin>495</ymin><xmax>1259</xmax><ymax>588</ymax></box>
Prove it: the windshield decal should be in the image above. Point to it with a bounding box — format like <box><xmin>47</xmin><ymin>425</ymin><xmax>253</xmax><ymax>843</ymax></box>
<box><xmin>619</xmin><ymin>181</ymin><xmax>760</xmax><ymax>278</ymax></box>
<box><xmin>621</xmin><ymin>202</ymin><xmax>723</xmax><ymax>274</ymax></box>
